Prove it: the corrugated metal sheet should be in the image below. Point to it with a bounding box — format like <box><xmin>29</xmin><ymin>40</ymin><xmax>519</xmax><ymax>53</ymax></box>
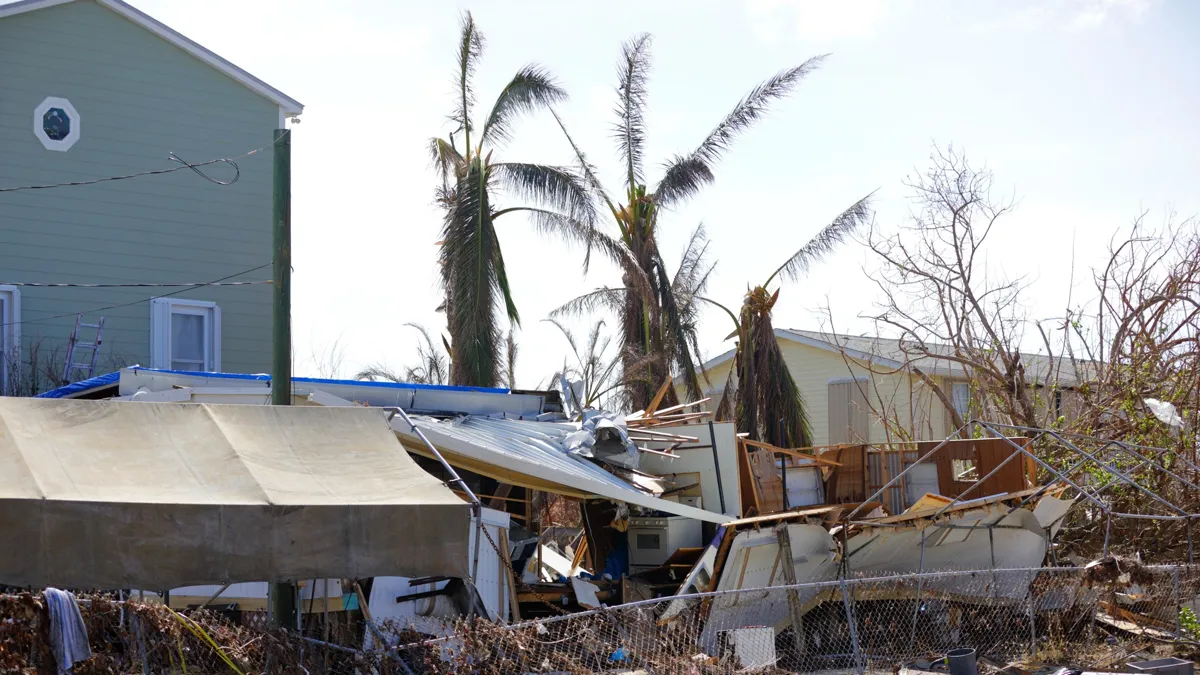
<box><xmin>396</xmin><ymin>415</ymin><xmax>729</xmax><ymax>525</ymax></box>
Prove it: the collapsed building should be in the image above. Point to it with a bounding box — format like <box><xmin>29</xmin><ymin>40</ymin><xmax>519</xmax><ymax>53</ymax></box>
<box><xmin>10</xmin><ymin>366</ymin><xmax>1199</xmax><ymax>668</ymax></box>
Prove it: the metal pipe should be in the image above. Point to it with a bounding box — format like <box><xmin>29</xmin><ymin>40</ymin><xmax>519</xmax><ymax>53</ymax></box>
<box><xmin>973</xmin><ymin>423</ymin><xmax>1116</xmax><ymax>515</ymax></box>
<box><xmin>984</xmin><ymin>421</ymin><xmax>1200</xmax><ymax>475</ymax></box>
<box><xmin>708</xmin><ymin>421</ymin><xmax>727</xmax><ymax>515</ymax></box>
<box><xmin>837</xmin><ymin>577</ymin><xmax>865</xmax><ymax>673</ymax></box>
<box><xmin>1033</xmin><ymin>428</ymin><xmax>1188</xmax><ymax>515</ymax></box>
<box><xmin>387</xmin><ymin>406</ymin><xmax>485</xmax><ymax>591</ymax></box>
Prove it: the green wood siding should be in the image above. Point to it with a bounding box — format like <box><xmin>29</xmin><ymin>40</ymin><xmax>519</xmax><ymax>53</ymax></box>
<box><xmin>0</xmin><ymin>0</ymin><xmax>277</xmax><ymax>386</ymax></box>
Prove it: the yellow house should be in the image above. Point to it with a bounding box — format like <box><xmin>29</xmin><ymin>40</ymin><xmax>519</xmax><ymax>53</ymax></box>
<box><xmin>687</xmin><ymin>329</ymin><xmax>1083</xmax><ymax>445</ymax></box>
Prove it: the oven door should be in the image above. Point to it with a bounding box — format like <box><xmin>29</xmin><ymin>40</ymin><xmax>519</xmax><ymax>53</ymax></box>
<box><xmin>628</xmin><ymin>526</ymin><xmax>669</xmax><ymax>567</ymax></box>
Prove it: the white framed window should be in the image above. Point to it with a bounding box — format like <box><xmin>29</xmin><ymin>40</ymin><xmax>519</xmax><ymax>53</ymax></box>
<box><xmin>150</xmin><ymin>298</ymin><xmax>221</xmax><ymax>371</ymax></box>
<box><xmin>951</xmin><ymin>382</ymin><xmax>971</xmax><ymax>419</ymax></box>
<box><xmin>0</xmin><ymin>286</ymin><xmax>20</xmax><ymax>394</ymax></box>
<box><xmin>33</xmin><ymin>97</ymin><xmax>81</xmax><ymax>151</ymax></box>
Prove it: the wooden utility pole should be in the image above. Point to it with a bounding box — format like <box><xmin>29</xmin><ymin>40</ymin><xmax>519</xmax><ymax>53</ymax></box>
<box><xmin>269</xmin><ymin>127</ymin><xmax>297</xmax><ymax>629</ymax></box>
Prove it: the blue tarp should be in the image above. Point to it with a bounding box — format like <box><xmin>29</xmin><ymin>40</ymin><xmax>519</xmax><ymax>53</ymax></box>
<box><xmin>36</xmin><ymin>367</ymin><xmax>512</xmax><ymax>399</ymax></box>
<box><xmin>35</xmin><ymin>372</ymin><xmax>120</xmax><ymax>399</ymax></box>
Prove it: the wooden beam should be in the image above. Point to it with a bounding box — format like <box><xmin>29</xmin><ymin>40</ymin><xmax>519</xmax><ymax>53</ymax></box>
<box><xmin>499</xmin><ymin>529</ymin><xmax>520</xmax><ymax>622</ymax></box>
<box><xmin>741</xmin><ymin>438</ymin><xmax>844</xmax><ymax>467</ymax></box>
<box><xmin>650</xmin><ymin>397</ymin><xmax>712</xmax><ymax>417</ymax></box>
<box><xmin>775</xmin><ymin>523</ymin><xmax>807</xmax><ymax>655</ymax></box>
<box><xmin>489</xmin><ymin>483</ymin><xmax>515</xmax><ymax>509</ymax></box>
<box><xmin>644</xmin><ymin>377</ymin><xmax>674</xmax><ymax>417</ymax></box>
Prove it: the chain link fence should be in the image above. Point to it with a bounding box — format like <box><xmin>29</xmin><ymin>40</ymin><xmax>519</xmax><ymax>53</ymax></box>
<box><xmin>5</xmin><ymin>563</ymin><xmax>1200</xmax><ymax>673</ymax></box>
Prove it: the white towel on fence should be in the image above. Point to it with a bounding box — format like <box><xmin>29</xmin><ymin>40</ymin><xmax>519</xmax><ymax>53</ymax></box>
<box><xmin>44</xmin><ymin>588</ymin><xmax>91</xmax><ymax>673</ymax></box>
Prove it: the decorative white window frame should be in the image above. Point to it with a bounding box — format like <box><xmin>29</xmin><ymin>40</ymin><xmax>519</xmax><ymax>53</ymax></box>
<box><xmin>0</xmin><ymin>286</ymin><xmax>20</xmax><ymax>394</ymax></box>
<box><xmin>33</xmin><ymin>96</ymin><xmax>81</xmax><ymax>151</ymax></box>
<box><xmin>150</xmin><ymin>298</ymin><xmax>221</xmax><ymax>372</ymax></box>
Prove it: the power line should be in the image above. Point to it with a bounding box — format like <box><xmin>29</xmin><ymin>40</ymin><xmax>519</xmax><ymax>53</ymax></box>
<box><xmin>0</xmin><ymin>143</ymin><xmax>274</xmax><ymax>193</ymax></box>
<box><xmin>0</xmin><ymin>279</ymin><xmax>271</xmax><ymax>288</ymax></box>
<box><xmin>1</xmin><ymin>263</ymin><xmax>272</xmax><ymax>329</ymax></box>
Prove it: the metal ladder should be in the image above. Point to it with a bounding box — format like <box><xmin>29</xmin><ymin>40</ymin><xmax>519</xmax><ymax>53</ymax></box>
<box><xmin>62</xmin><ymin>314</ymin><xmax>104</xmax><ymax>384</ymax></box>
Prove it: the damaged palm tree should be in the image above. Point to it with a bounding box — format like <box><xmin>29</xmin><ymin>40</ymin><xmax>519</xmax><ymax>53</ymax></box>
<box><xmin>433</xmin><ymin>12</ymin><xmax>594</xmax><ymax>387</ymax></box>
<box><xmin>711</xmin><ymin>197</ymin><xmax>873</xmax><ymax>446</ymax></box>
<box><xmin>549</xmin><ymin>34</ymin><xmax>829</xmax><ymax>411</ymax></box>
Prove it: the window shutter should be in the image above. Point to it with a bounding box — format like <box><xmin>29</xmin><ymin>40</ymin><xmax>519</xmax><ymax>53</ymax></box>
<box><xmin>149</xmin><ymin>298</ymin><xmax>170</xmax><ymax>368</ymax></box>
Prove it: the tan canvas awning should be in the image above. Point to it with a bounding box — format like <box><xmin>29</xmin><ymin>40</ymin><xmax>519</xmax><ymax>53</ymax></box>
<box><xmin>0</xmin><ymin>398</ymin><xmax>470</xmax><ymax>589</ymax></box>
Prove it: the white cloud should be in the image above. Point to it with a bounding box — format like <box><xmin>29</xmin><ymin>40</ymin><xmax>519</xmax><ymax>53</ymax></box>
<box><xmin>746</xmin><ymin>0</ymin><xmax>895</xmax><ymax>45</ymax></box>
<box><xmin>971</xmin><ymin>0</ymin><xmax>1155</xmax><ymax>34</ymax></box>
<box><xmin>1069</xmin><ymin>0</ymin><xmax>1153</xmax><ymax>30</ymax></box>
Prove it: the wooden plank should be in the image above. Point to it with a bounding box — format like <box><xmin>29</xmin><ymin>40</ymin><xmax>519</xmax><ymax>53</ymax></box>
<box><xmin>728</xmin><ymin>501</ymin><xmax>880</xmax><ymax>528</ymax></box>
<box><xmin>749</xmin><ymin>449</ymin><xmax>785</xmax><ymax>514</ymax></box>
<box><xmin>569</xmin><ymin>537</ymin><xmax>589</xmax><ymax>575</ymax></box>
<box><xmin>861</xmin><ymin>488</ymin><xmax>1043</xmax><ymax>524</ymax></box>
<box><xmin>650</xmin><ymin>398</ymin><xmax>712</xmax><ymax>417</ymax></box>
<box><xmin>826</xmin><ymin>445</ymin><xmax>868</xmax><ymax>503</ymax></box>
<box><xmin>499</xmin><ymin>529</ymin><xmax>521</xmax><ymax>622</ymax></box>
<box><xmin>741</xmin><ymin>438</ymin><xmax>843</xmax><ymax>467</ymax></box>
<box><xmin>737</xmin><ymin>439</ymin><xmax>761</xmax><ymax>517</ymax></box>
<box><xmin>644</xmin><ymin>377</ymin><xmax>673</xmax><ymax>417</ymax></box>
<box><xmin>488</xmin><ymin>483</ymin><xmax>515</xmax><ymax>509</ymax></box>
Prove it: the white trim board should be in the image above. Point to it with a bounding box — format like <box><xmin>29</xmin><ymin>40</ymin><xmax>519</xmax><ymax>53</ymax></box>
<box><xmin>0</xmin><ymin>0</ymin><xmax>303</xmax><ymax>115</ymax></box>
<box><xmin>688</xmin><ymin>329</ymin><xmax>905</xmax><ymax>377</ymax></box>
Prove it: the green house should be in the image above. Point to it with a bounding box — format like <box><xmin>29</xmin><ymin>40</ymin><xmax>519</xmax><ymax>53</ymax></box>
<box><xmin>0</xmin><ymin>0</ymin><xmax>301</xmax><ymax>394</ymax></box>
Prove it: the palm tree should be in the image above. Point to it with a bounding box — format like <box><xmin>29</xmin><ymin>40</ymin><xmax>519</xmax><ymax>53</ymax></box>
<box><xmin>543</xmin><ymin>318</ymin><xmax>626</xmax><ymax>414</ymax></box>
<box><xmin>551</xmin><ymin>223</ymin><xmax>715</xmax><ymax>408</ymax></box>
<box><xmin>433</xmin><ymin>12</ymin><xmax>594</xmax><ymax>387</ymax></box>
<box><xmin>709</xmin><ymin>199</ymin><xmax>873</xmax><ymax>447</ymax></box>
<box><xmin>547</xmin><ymin>34</ymin><xmax>832</xmax><ymax>411</ymax></box>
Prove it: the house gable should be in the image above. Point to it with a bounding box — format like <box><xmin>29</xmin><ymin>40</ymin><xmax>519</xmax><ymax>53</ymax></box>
<box><xmin>0</xmin><ymin>0</ymin><xmax>278</xmax><ymax>380</ymax></box>
<box><xmin>0</xmin><ymin>0</ymin><xmax>301</xmax><ymax>116</ymax></box>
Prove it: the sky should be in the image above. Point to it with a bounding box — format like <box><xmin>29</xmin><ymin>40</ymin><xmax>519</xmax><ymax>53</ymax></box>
<box><xmin>116</xmin><ymin>0</ymin><xmax>1200</xmax><ymax>385</ymax></box>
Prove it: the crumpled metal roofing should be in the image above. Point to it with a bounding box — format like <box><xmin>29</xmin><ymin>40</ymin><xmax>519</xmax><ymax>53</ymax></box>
<box><xmin>395</xmin><ymin>415</ymin><xmax>729</xmax><ymax>525</ymax></box>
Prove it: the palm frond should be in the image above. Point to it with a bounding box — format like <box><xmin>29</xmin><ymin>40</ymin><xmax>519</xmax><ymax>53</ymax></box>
<box><xmin>551</xmin><ymin>110</ymin><xmax>615</xmax><ymax>213</ymax></box>
<box><xmin>542</xmin><ymin>318</ymin><xmax>584</xmax><ymax>366</ymax></box>
<box><xmin>429</xmin><ymin>137</ymin><xmax>466</xmax><ymax>194</ymax></box>
<box><xmin>441</xmin><ymin>161</ymin><xmax>506</xmax><ymax>386</ymax></box>
<box><xmin>355</xmin><ymin>364</ymin><xmax>405</xmax><ymax>383</ymax></box>
<box><xmin>501</xmin><ymin>207</ymin><xmax>657</xmax><ymax>305</ymax></box>
<box><xmin>671</xmin><ymin>224</ymin><xmax>715</xmax><ymax>299</ymax></box>
<box><xmin>490</xmin><ymin>163</ymin><xmax>595</xmax><ymax>225</ymax></box>
<box><xmin>714</xmin><ymin>363</ymin><xmax>737</xmax><ymax>422</ymax></box>
<box><xmin>405</xmin><ymin>322</ymin><xmax>450</xmax><ymax>385</ymax></box>
<box><xmin>454</xmin><ymin>11</ymin><xmax>485</xmax><ymax>150</ymax></box>
<box><xmin>654</xmin><ymin>253</ymin><xmax>705</xmax><ymax>403</ymax></box>
<box><xmin>765</xmin><ymin>191</ymin><xmax>875</xmax><ymax>286</ymax></box>
<box><xmin>654</xmin><ymin>55</ymin><xmax>827</xmax><ymax>207</ymax></box>
<box><xmin>481</xmin><ymin>65</ymin><xmax>568</xmax><ymax>146</ymax></box>
<box><xmin>612</xmin><ymin>33</ymin><xmax>652</xmax><ymax>190</ymax></box>
<box><xmin>751</xmin><ymin>311</ymin><xmax>812</xmax><ymax>447</ymax></box>
<box><xmin>549</xmin><ymin>287</ymin><xmax>629</xmax><ymax>320</ymax></box>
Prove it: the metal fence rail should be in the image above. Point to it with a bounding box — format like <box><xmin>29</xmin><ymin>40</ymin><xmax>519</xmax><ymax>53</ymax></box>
<box><xmin>4</xmin><ymin>564</ymin><xmax>1199</xmax><ymax>673</ymax></box>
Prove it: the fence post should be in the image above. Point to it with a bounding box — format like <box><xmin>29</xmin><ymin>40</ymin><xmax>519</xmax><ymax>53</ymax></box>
<box><xmin>1174</xmin><ymin>566</ymin><xmax>1183</xmax><ymax>634</ymax></box>
<box><xmin>839</xmin><ymin>578</ymin><xmax>864</xmax><ymax>674</ymax></box>
<box><xmin>132</xmin><ymin>612</ymin><xmax>150</xmax><ymax>675</ymax></box>
<box><xmin>907</xmin><ymin>529</ymin><xmax>930</xmax><ymax>654</ymax></box>
<box><xmin>1027</xmin><ymin>570</ymin><xmax>1036</xmax><ymax>657</ymax></box>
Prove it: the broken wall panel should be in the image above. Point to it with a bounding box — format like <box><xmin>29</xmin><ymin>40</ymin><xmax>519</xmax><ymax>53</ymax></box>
<box><xmin>914</xmin><ymin>437</ymin><xmax>1034</xmax><ymax>501</ymax></box>
<box><xmin>824</xmin><ymin>444</ymin><xmax>869</xmax><ymax>504</ymax></box>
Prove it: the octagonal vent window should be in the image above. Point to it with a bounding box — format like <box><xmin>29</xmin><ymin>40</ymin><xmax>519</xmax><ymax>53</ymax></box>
<box><xmin>34</xmin><ymin>97</ymin><xmax>81</xmax><ymax>151</ymax></box>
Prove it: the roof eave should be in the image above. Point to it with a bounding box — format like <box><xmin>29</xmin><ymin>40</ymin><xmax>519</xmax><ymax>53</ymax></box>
<box><xmin>0</xmin><ymin>0</ymin><xmax>303</xmax><ymax>115</ymax></box>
